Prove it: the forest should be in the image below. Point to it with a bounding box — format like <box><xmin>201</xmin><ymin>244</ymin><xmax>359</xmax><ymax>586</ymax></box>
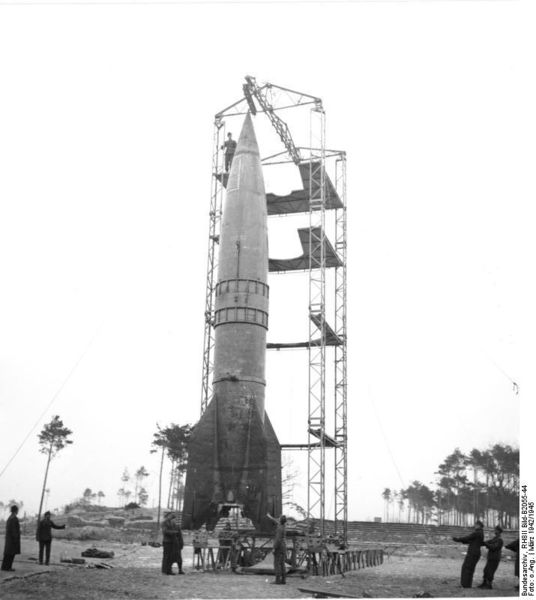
<box><xmin>382</xmin><ymin>444</ymin><xmax>519</xmax><ymax>528</ymax></box>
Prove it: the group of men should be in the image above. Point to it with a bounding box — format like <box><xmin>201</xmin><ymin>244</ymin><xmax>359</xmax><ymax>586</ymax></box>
<box><xmin>262</xmin><ymin>514</ymin><xmax>521</xmax><ymax>589</ymax></box>
<box><xmin>452</xmin><ymin>520</ymin><xmax>519</xmax><ymax>590</ymax></box>
<box><xmin>3</xmin><ymin>504</ymin><xmax>521</xmax><ymax>591</ymax></box>
<box><xmin>2</xmin><ymin>505</ymin><xmax>65</xmax><ymax>572</ymax></box>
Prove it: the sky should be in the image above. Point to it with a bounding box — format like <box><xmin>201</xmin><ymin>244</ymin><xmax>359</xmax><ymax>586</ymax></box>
<box><xmin>0</xmin><ymin>0</ymin><xmax>534</xmax><ymax>522</ymax></box>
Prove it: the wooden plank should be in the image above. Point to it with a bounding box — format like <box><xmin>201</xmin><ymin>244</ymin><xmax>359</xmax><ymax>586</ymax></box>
<box><xmin>298</xmin><ymin>588</ymin><xmax>358</xmax><ymax>599</ymax></box>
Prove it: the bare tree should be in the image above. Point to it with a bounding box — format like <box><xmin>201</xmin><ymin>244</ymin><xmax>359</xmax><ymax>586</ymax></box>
<box><xmin>280</xmin><ymin>455</ymin><xmax>307</xmax><ymax>518</ymax></box>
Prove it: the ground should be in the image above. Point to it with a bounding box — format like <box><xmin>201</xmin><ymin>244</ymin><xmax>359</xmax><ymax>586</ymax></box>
<box><xmin>1</xmin><ymin>536</ymin><xmax>519</xmax><ymax>599</ymax></box>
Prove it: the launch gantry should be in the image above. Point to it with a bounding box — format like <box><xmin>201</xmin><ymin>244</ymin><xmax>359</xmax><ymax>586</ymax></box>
<box><xmin>200</xmin><ymin>76</ymin><xmax>348</xmax><ymax>541</ymax></box>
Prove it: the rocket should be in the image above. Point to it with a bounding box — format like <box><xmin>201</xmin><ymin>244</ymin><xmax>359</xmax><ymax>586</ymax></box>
<box><xmin>181</xmin><ymin>113</ymin><xmax>282</xmax><ymax>532</ymax></box>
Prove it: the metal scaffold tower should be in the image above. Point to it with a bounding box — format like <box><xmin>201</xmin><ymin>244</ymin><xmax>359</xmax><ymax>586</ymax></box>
<box><xmin>333</xmin><ymin>153</ymin><xmax>348</xmax><ymax>540</ymax></box>
<box><xmin>200</xmin><ymin>116</ymin><xmax>225</xmax><ymax>414</ymax></box>
<box><xmin>307</xmin><ymin>106</ymin><xmax>327</xmax><ymax>532</ymax></box>
<box><xmin>200</xmin><ymin>76</ymin><xmax>348</xmax><ymax>540</ymax></box>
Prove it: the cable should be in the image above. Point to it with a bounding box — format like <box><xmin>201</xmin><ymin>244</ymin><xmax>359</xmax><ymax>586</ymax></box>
<box><xmin>0</xmin><ymin>327</ymin><xmax>100</xmax><ymax>479</ymax></box>
<box><xmin>366</xmin><ymin>386</ymin><xmax>406</xmax><ymax>489</ymax></box>
<box><xmin>482</xmin><ymin>349</ymin><xmax>519</xmax><ymax>395</ymax></box>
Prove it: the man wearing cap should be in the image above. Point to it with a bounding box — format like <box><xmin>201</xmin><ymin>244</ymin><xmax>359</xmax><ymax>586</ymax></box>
<box><xmin>221</xmin><ymin>132</ymin><xmax>237</xmax><ymax>172</ymax></box>
<box><xmin>478</xmin><ymin>525</ymin><xmax>504</xmax><ymax>589</ymax></box>
<box><xmin>452</xmin><ymin>520</ymin><xmax>485</xmax><ymax>588</ymax></box>
<box><xmin>36</xmin><ymin>510</ymin><xmax>66</xmax><ymax>566</ymax></box>
<box><xmin>267</xmin><ymin>512</ymin><xmax>287</xmax><ymax>585</ymax></box>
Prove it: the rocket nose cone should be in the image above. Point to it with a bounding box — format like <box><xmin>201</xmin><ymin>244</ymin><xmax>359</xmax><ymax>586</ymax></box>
<box><xmin>235</xmin><ymin>113</ymin><xmax>260</xmax><ymax>157</ymax></box>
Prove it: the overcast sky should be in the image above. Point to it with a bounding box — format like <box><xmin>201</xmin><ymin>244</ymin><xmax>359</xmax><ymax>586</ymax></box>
<box><xmin>0</xmin><ymin>0</ymin><xmax>534</xmax><ymax>521</ymax></box>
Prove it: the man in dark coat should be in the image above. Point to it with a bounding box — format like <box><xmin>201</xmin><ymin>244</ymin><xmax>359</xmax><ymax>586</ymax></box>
<box><xmin>1</xmin><ymin>505</ymin><xmax>21</xmax><ymax>572</ymax></box>
<box><xmin>161</xmin><ymin>512</ymin><xmax>177</xmax><ymax>575</ymax></box>
<box><xmin>452</xmin><ymin>520</ymin><xmax>484</xmax><ymax>588</ymax></box>
<box><xmin>172</xmin><ymin>514</ymin><xmax>184</xmax><ymax>575</ymax></box>
<box><xmin>36</xmin><ymin>510</ymin><xmax>66</xmax><ymax>565</ymax></box>
<box><xmin>505</xmin><ymin>538</ymin><xmax>519</xmax><ymax>589</ymax></box>
<box><xmin>478</xmin><ymin>525</ymin><xmax>503</xmax><ymax>589</ymax></box>
<box><xmin>267</xmin><ymin>512</ymin><xmax>287</xmax><ymax>585</ymax></box>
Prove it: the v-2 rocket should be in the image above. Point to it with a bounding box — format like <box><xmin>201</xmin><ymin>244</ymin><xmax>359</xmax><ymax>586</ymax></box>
<box><xmin>182</xmin><ymin>113</ymin><xmax>282</xmax><ymax>532</ymax></box>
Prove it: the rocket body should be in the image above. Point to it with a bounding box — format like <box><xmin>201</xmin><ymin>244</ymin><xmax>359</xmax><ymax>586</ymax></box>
<box><xmin>182</xmin><ymin>114</ymin><xmax>281</xmax><ymax>531</ymax></box>
<box><xmin>213</xmin><ymin>112</ymin><xmax>269</xmax><ymax>421</ymax></box>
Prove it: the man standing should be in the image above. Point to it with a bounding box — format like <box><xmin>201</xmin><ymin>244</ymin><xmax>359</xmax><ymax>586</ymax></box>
<box><xmin>230</xmin><ymin>529</ymin><xmax>242</xmax><ymax>572</ymax></box>
<box><xmin>267</xmin><ymin>512</ymin><xmax>287</xmax><ymax>585</ymax></box>
<box><xmin>505</xmin><ymin>538</ymin><xmax>519</xmax><ymax>590</ymax></box>
<box><xmin>36</xmin><ymin>511</ymin><xmax>66</xmax><ymax>565</ymax></box>
<box><xmin>161</xmin><ymin>512</ymin><xmax>177</xmax><ymax>575</ymax></box>
<box><xmin>452</xmin><ymin>520</ymin><xmax>484</xmax><ymax>588</ymax></box>
<box><xmin>218</xmin><ymin>521</ymin><xmax>232</xmax><ymax>568</ymax></box>
<box><xmin>172</xmin><ymin>514</ymin><xmax>185</xmax><ymax>575</ymax></box>
<box><xmin>1</xmin><ymin>505</ymin><xmax>21</xmax><ymax>572</ymax></box>
<box><xmin>221</xmin><ymin>132</ymin><xmax>237</xmax><ymax>172</ymax></box>
<box><xmin>478</xmin><ymin>525</ymin><xmax>503</xmax><ymax>589</ymax></box>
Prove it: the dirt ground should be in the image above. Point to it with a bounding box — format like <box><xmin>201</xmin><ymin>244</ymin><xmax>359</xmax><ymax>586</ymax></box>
<box><xmin>0</xmin><ymin>535</ymin><xmax>519</xmax><ymax>599</ymax></box>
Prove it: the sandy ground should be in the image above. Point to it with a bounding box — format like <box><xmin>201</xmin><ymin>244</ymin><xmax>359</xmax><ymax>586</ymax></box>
<box><xmin>0</xmin><ymin>536</ymin><xmax>519</xmax><ymax>599</ymax></box>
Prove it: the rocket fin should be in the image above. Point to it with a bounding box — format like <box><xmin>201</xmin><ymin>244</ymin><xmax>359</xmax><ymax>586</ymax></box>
<box><xmin>182</xmin><ymin>395</ymin><xmax>281</xmax><ymax>531</ymax></box>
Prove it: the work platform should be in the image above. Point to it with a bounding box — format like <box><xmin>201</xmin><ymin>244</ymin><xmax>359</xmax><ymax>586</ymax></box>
<box><xmin>216</xmin><ymin>160</ymin><xmax>343</xmax><ymax>347</ymax></box>
<box><xmin>268</xmin><ymin>227</ymin><xmax>342</xmax><ymax>272</ymax></box>
<box><xmin>216</xmin><ymin>161</ymin><xmax>343</xmax><ymax>216</ymax></box>
<box><xmin>267</xmin><ymin>313</ymin><xmax>342</xmax><ymax>350</ymax></box>
<box><xmin>191</xmin><ymin>528</ymin><xmax>383</xmax><ymax>577</ymax></box>
<box><xmin>266</xmin><ymin>162</ymin><xmax>343</xmax><ymax>216</ymax></box>
<box><xmin>216</xmin><ymin>161</ymin><xmax>343</xmax><ymax>273</ymax></box>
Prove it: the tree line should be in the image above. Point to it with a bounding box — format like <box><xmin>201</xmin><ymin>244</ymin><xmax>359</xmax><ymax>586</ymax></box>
<box><xmin>151</xmin><ymin>423</ymin><xmax>192</xmax><ymax>526</ymax></box>
<box><xmin>1</xmin><ymin>415</ymin><xmax>193</xmax><ymax>525</ymax></box>
<box><xmin>382</xmin><ymin>444</ymin><xmax>519</xmax><ymax>528</ymax></box>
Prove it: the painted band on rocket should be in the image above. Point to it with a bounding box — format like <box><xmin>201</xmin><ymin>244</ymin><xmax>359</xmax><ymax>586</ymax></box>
<box><xmin>212</xmin><ymin>466</ymin><xmax>267</xmax><ymax>472</ymax></box>
<box><xmin>214</xmin><ymin>307</ymin><xmax>268</xmax><ymax>328</ymax></box>
<box><xmin>215</xmin><ymin>279</ymin><xmax>269</xmax><ymax>298</ymax></box>
<box><xmin>213</xmin><ymin>375</ymin><xmax>266</xmax><ymax>386</ymax></box>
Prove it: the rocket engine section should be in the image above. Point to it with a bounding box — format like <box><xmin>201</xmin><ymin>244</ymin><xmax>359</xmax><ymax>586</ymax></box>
<box><xmin>182</xmin><ymin>114</ymin><xmax>282</xmax><ymax>532</ymax></box>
